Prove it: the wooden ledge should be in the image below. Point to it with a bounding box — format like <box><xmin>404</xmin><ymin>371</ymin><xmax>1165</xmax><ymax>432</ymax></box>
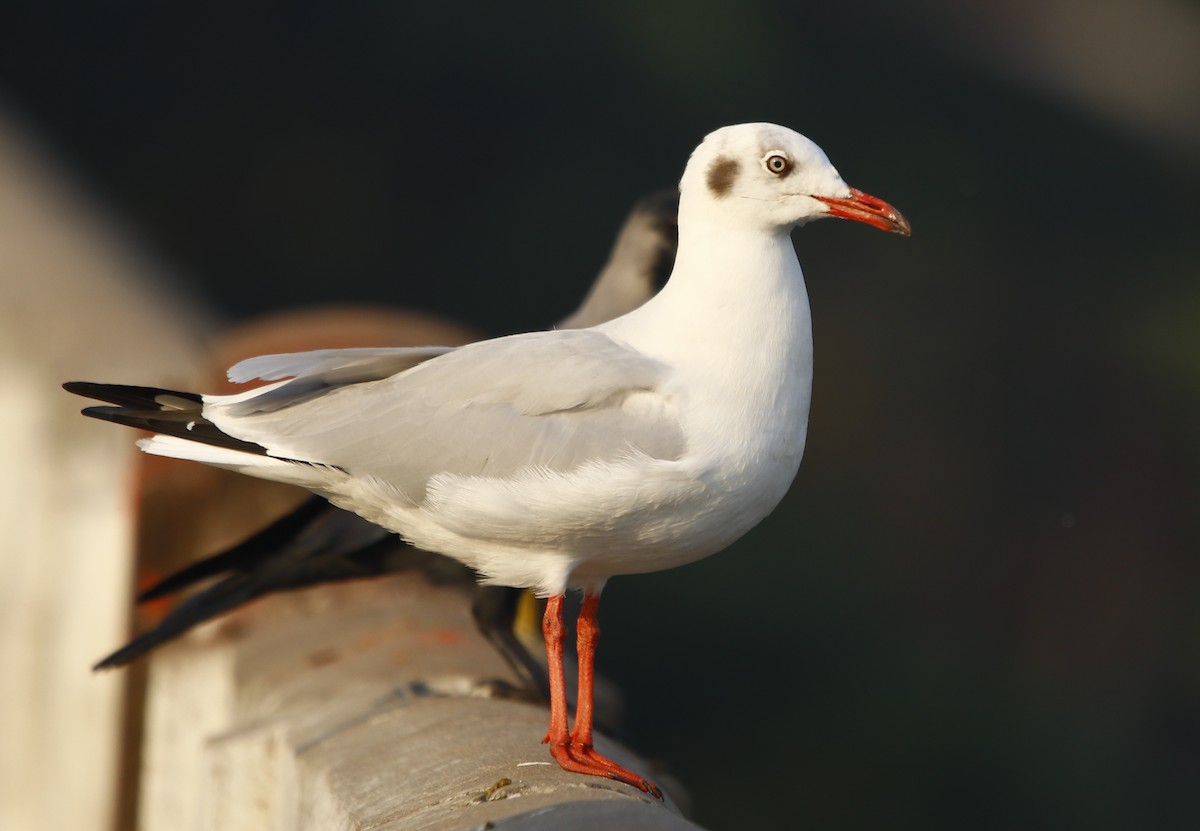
<box><xmin>136</xmin><ymin>572</ymin><xmax>700</xmax><ymax>830</ymax></box>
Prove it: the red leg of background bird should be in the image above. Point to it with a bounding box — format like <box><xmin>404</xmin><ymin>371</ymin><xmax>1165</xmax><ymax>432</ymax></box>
<box><xmin>563</xmin><ymin>591</ymin><xmax>663</xmax><ymax>798</ymax></box>
<box><xmin>541</xmin><ymin>594</ymin><xmax>570</xmax><ymax>746</ymax></box>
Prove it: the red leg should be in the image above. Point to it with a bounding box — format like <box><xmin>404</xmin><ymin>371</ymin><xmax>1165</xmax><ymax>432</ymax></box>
<box><xmin>570</xmin><ymin>592</ymin><xmax>601</xmax><ymax>749</ymax></box>
<box><xmin>542</xmin><ymin>590</ymin><xmax>662</xmax><ymax>798</ymax></box>
<box><xmin>541</xmin><ymin>594</ymin><xmax>570</xmax><ymax>746</ymax></box>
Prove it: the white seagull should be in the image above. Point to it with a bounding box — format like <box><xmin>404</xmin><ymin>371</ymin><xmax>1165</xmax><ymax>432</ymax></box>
<box><xmin>84</xmin><ymin>188</ymin><xmax>680</xmax><ymax>677</ymax></box>
<box><xmin>66</xmin><ymin>123</ymin><xmax>909</xmax><ymax>796</ymax></box>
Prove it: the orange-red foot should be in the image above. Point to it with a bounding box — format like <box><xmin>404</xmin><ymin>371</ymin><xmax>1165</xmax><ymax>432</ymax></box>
<box><xmin>548</xmin><ymin>741</ymin><xmax>663</xmax><ymax>798</ymax></box>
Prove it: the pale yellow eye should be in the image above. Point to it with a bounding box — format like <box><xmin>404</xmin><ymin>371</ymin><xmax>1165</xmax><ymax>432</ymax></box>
<box><xmin>765</xmin><ymin>155</ymin><xmax>791</xmax><ymax>175</ymax></box>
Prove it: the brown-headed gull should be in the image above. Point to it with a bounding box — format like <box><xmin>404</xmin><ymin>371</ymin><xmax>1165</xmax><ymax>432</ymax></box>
<box><xmin>67</xmin><ymin>123</ymin><xmax>909</xmax><ymax>796</ymax></box>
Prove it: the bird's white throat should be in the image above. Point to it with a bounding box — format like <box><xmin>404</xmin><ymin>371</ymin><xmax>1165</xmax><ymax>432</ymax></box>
<box><xmin>600</xmin><ymin>219</ymin><xmax>814</xmax><ymax>512</ymax></box>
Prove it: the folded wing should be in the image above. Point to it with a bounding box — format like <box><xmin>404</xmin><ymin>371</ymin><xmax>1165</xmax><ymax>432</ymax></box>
<box><xmin>205</xmin><ymin>329</ymin><xmax>686</xmax><ymax>504</ymax></box>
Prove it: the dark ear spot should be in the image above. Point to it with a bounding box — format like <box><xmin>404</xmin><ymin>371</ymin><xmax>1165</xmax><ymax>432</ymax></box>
<box><xmin>706</xmin><ymin>156</ymin><xmax>740</xmax><ymax>198</ymax></box>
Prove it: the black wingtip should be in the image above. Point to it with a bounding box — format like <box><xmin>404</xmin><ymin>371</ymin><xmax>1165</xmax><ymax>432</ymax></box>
<box><xmin>64</xmin><ymin>381</ymin><xmax>202</xmax><ymax>408</ymax></box>
<box><xmin>136</xmin><ymin>496</ymin><xmax>331</xmax><ymax>603</ymax></box>
<box><xmin>92</xmin><ymin>653</ymin><xmax>125</xmax><ymax>671</ymax></box>
<box><xmin>74</xmin><ymin>401</ymin><xmax>271</xmax><ymax>456</ymax></box>
<box><xmin>93</xmin><ymin>636</ymin><xmax>168</xmax><ymax>670</ymax></box>
<box><xmin>92</xmin><ymin>572</ymin><xmax>261</xmax><ymax>670</ymax></box>
<box><xmin>93</xmin><ymin>636</ymin><xmax>154</xmax><ymax>669</ymax></box>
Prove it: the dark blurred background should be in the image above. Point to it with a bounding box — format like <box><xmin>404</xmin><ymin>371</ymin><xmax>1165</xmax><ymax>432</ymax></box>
<box><xmin>2</xmin><ymin>2</ymin><xmax>1198</xmax><ymax>828</ymax></box>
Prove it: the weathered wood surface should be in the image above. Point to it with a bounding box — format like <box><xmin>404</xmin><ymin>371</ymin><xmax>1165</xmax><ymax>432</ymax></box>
<box><xmin>137</xmin><ymin>573</ymin><xmax>700</xmax><ymax>830</ymax></box>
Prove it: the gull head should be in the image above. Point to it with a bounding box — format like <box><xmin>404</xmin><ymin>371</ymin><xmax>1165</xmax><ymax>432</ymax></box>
<box><xmin>680</xmin><ymin>123</ymin><xmax>910</xmax><ymax>236</ymax></box>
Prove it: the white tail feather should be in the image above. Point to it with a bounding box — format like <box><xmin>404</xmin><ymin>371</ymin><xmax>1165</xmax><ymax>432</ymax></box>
<box><xmin>136</xmin><ymin>435</ymin><xmax>275</xmax><ymax>467</ymax></box>
<box><xmin>136</xmin><ymin>435</ymin><xmax>338</xmax><ymax>490</ymax></box>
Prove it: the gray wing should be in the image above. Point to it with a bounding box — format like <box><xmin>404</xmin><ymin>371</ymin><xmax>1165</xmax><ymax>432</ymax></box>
<box><xmin>217</xmin><ymin>346</ymin><xmax>455</xmax><ymax>415</ymax></box>
<box><xmin>228</xmin><ymin>346</ymin><xmax>456</xmax><ymax>385</ymax></box>
<box><xmin>205</xmin><ymin>330</ymin><xmax>685</xmax><ymax>503</ymax></box>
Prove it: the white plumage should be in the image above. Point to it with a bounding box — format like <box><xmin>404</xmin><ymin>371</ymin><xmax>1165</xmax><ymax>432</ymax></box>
<box><xmin>136</xmin><ymin>123</ymin><xmax>909</xmax><ymax>598</ymax></box>
<box><xmin>88</xmin><ymin>122</ymin><xmax>909</xmax><ymax>795</ymax></box>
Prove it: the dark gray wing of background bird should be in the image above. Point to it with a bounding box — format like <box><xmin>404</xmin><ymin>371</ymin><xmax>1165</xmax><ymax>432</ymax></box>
<box><xmin>88</xmin><ymin>190</ymin><xmax>679</xmax><ymax>693</ymax></box>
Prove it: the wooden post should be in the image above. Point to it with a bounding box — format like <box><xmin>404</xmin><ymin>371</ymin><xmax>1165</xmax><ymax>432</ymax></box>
<box><xmin>135</xmin><ymin>573</ymin><xmax>701</xmax><ymax>830</ymax></box>
<box><xmin>0</xmin><ymin>110</ymin><xmax>209</xmax><ymax>831</ymax></box>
